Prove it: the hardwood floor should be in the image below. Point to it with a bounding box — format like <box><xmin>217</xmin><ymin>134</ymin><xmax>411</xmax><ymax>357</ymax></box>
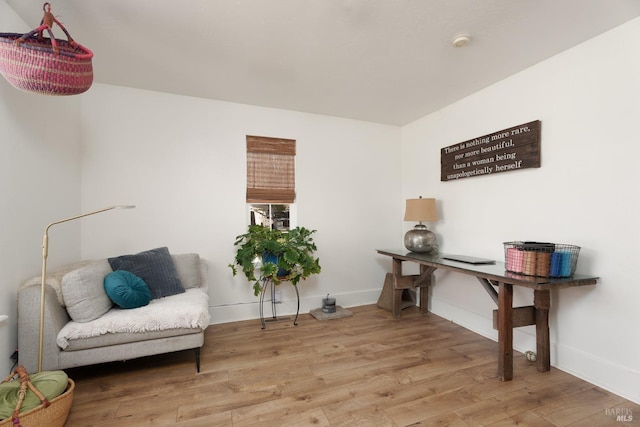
<box><xmin>64</xmin><ymin>305</ymin><xmax>638</xmax><ymax>426</ymax></box>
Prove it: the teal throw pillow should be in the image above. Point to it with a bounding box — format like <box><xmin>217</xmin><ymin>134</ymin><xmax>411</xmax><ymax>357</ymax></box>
<box><xmin>104</xmin><ymin>270</ymin><xmax>151</xmax><ymax>309</ymax></box>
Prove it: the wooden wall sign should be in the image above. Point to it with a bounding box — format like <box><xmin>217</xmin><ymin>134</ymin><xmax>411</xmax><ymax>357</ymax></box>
<box><xmin>441</xmin><ymin>120</ymin><xmax>541</xmax><ymax>181</ymax></box>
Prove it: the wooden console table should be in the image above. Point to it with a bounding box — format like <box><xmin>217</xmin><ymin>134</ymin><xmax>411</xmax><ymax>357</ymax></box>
<box><xmin>376</xmin><ymin>249</ymin><xmax>598</xmax><ymax>381</ymax></box>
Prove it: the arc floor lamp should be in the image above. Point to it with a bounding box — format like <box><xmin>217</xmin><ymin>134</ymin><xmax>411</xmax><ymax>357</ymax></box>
<box><xmin>38</xmin><ymin>205</ymin><xmax>135</xmax><ymax>371</ymax></box>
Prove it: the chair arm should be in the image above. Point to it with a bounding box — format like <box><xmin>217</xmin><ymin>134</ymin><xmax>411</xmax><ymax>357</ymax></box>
<box><xmin>18</xmin><ymin>283</ymin><xmax>70</xmax><ymax>372</ymax></box>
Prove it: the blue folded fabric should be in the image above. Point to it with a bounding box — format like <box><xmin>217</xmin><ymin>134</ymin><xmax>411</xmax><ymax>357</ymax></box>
<box><xmin>550</xmin><ymin>252</ymin><xmax>563</xmax><ymax>277</ymax></box>
<box><xmin>550</xmin><ymin>251</ymin><xmax>573</xmax><ymax>277</ymax></box>
<box><xmin>561</xmin><ymin>251</ymin><xmax>573</xmax><ymax>277</ymax></box>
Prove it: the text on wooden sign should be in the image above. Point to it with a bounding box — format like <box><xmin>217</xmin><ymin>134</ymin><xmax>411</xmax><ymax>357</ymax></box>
<box><xmin>441</xmin><ymin>120</ymin><xmax>541</xmax><ymax>181</ymax></box>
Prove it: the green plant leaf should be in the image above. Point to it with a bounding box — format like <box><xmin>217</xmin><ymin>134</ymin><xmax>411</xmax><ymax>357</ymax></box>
<box><xmin>229</xmin><ymin>225</ymin><xmax>321</xmax><ymax>297</ymax></box>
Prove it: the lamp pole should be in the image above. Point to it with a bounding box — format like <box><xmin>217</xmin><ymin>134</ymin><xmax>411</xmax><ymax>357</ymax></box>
<box><xmin>38</xmin><ymin>205</ymin><xmax>135</xmax><ymax>371</ymax></box>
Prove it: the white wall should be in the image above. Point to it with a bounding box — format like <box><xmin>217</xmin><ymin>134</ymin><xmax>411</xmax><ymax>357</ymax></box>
<box><xmin>0</xmin><ymin>0</ymin><xmax>82</xmax><ymax>375</ymax></box>
<box><xmin>400</xmin><ymin>18</ymin><xmax>640</xmax><ymax>403</ymax></box>
<box><xmin>79</xmin><ymin>84</ymin><xmax>402</xmax><ymax>323</ymax></box>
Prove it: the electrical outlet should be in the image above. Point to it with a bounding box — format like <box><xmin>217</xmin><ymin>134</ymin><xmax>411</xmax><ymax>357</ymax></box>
<box><xmin>273</xmin><ymin>290</ymin><xmax>282</xmax><ymax>303</ymax></box>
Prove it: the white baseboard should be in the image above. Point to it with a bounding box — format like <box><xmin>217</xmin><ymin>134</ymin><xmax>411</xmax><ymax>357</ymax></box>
<box><xmin>208</xmin><ymin>288</ymin><xmax>382</xmax><ymax>325</ymax></box>
<box><xmin>553</xmin><ymin>342</ymin><xmax>640</xmax><ymax>405</ymax></box>
<box><xmin>430</xmin><ymin>297</ymin><xmax>640</xmax><ymax>405</ymax></box>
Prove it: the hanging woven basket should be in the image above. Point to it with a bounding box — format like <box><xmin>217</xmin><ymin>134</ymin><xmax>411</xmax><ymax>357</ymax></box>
<box><xmin>0</xmin><ymin>3</ymin><xmax>93</xmax><ymax>96</ymax></box>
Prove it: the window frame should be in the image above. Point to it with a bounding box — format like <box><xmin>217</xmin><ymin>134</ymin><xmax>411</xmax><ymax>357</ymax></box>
<box><xmin>246</xmin><ymin>135</ymin><xmax>297</xmax><ymax>229</ymax></box>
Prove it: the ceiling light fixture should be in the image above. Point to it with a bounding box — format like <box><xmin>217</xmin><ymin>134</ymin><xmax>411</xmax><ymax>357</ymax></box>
<box><xmin>452</xmin><ymin>34</ymin><xmax>471</xmax><ymax>48</ymax></box>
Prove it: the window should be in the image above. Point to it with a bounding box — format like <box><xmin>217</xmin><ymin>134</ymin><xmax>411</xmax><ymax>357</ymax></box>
<box><xmin>246</xmin><ymin>135</ymin><xmax>296</xmax><ymax>230</ymax></box>
<box><xmin>249</xmin><ymin>203</ymin><xmax>291</xmax><ymax>230</ymax></box>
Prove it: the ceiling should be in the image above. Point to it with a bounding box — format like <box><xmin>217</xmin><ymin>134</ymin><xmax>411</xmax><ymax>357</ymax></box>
<box><xmin>5</xmin><ymin>0</ymin><xmax>640</xmax><ymax>125</ymax></box>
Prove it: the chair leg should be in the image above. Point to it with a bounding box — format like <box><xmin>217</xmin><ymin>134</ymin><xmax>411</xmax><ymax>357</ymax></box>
<box><xmin>194</xmin><ymin>348</ymin><xmax>201</xmax><ymax>373</ymax></box>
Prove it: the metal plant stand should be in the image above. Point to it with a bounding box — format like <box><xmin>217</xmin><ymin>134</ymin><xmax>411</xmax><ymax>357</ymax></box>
<box><xmin>259</xmin><ymin>278</ymin><xmax>300</xmax><ymax>329</ymax></box>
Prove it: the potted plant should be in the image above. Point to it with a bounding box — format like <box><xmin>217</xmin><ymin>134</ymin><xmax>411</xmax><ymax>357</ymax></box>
<box><xmin>229</xmin><ymin>225</ymin><xmax>321</xmax><ymax>296</ymax></box>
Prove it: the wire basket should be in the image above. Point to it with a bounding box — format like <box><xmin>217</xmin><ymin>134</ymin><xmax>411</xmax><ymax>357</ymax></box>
<box><xmin>504</xmin><ymin>241</ymin><xmax>580</xmax><ymax>277</ymax></box>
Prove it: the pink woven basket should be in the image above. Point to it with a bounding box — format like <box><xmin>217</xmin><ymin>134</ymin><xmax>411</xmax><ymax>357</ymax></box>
<box><xmin>0</xmin><ymin>32</ymin><xmax>93</xmax><ymax>95</ymax></box>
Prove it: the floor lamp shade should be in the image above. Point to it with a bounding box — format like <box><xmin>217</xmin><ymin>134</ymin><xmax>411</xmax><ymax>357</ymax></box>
<box><xmin>38</xmin><ymin>205</ymin><xmax>135</xmax><ymax>372</ymax></box>
<box><xmin>403</xmin><ymin>197</ymin><xmax>439</xmax><ymax>253</ymax></box>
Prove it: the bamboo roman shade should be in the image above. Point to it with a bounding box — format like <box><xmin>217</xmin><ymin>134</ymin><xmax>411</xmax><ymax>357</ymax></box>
<box><xmin>246</xmin><ymin>135</ymin><xmax>296</xmax><ymax>203</ymax></box>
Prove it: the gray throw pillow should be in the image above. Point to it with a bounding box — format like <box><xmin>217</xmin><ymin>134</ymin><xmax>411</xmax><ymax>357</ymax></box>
<box><xmin>171</xmin><ymin>253</ymin><xmax>201</xmax><ymax>289</ymax></box>
<box><xmin>108</xmin><ymin>247</ymin><xmax>185</xmax><ymax>299</ymax></box>
<box><xmin>61</xmin><ymin>260</ymin><xmax>113</xmax><ymax>323</ymax></box>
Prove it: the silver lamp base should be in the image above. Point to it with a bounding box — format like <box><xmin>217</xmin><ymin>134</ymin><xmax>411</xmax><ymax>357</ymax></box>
<box><xmin>404</xmin><ymin>224</ymin><xmax>438</xmax><ymax>253</ymax></box>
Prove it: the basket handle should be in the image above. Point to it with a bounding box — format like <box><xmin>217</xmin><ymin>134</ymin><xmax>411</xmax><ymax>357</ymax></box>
<box><xmin>14</xmin><ymin>3</ymin><xmax>78</xmax><ymax>55</ymax></box>
<box><xmin>4</xmin><ymin>366</ymin><xmax>51</xmax><ymax>427</ymax></box>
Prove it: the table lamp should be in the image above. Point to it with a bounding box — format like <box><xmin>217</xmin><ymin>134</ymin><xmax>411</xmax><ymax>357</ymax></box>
<box><xmin>38</xmin><ymin>205</ymin><xmax>135</xmax><ymax>371</ymax></box>
<box><xmin>403</xmin><ymin>197</ymin><xmax>439</xmax><ymax>253</ymax></box>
